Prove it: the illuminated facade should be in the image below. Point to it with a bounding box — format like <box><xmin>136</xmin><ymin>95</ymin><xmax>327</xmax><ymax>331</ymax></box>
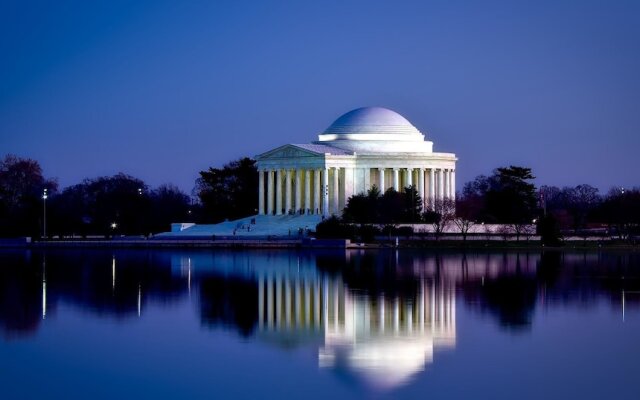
<box><xmin>255</xmin><ymin>107</ymin><xmax>457</xmax><ymax>216</ymax></box>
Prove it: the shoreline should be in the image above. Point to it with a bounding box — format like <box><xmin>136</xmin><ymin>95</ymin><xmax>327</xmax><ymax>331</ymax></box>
<box><xmin>1</xmin><ymin>238</ymin><xmax>638</xmax><ymax>251</ymax></box>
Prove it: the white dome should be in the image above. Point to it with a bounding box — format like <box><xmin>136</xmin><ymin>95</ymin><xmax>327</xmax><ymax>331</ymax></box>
<box><xmin>316</xmin><ymin>107</ymin><xmax>433</xmax><ymax>153</ymax></box>
<box><xmin>322</xmin><ymin>107</ymin><xmax>422</xmax><ymax>136</ymax></box>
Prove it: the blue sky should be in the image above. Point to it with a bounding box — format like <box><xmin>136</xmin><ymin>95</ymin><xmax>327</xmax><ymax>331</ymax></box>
<box><xmin>1</xmin><ymin>0</ymin><xmax>639</xmax><ymax>193</ymax></box>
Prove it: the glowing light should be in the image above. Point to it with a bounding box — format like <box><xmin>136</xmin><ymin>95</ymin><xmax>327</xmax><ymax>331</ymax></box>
<box><xmin>137</xmin><ymin>284</ymin><xmax>141</xmax><ymax>317</ymax></box>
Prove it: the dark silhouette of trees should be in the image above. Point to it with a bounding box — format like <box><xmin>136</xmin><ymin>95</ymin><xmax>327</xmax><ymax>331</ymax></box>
<box><xmin>537</xmin><ymin>213</ymin><xmax>562</xmax><ymax>245</ymax></box>
<box><xmin>0</xmin><ymin>154</ymin><xmax>57</xmax><ymax>237</ymax></box>
<box><xmin>147</xmin><ymin>184</ymin><xmax>192</xmax><ymax>233</ymax></box>
<box><xmin>51</xmin><ymin>174</ymin><xmax>149</xmax><ymax>236</ymax></box>
<box><xmin>423</xmin><ymin>198</ymin><xmax>455</xmax><ymax>240</ymax></box>
<box><xmin>453</xmin><ymin>193</ymin><xmax>483</xmax><ymax>241</ymax></box>
<box><xmin>463</xmin><ymin>166</ymin><xmax>538</xmax><ymax>240</ymax></box>
<box><xmin>541</xmin><ymin>184</ymin><xmax>601</xmax><ymax>232</ymax></box>
<box><xmin>195</xmin><ymin>157</ymin><xmax>258</xmax><ymax>223</ymax></box>
<box><xmin>342</xmin><ymin>186</ymin><xmax>423</xmax><ymax>224</ymax></box>
<box><xmin>49</xmin><ymin>175</ymin><xmax>190</xmax><ymax>236</ymax></box>
<box><xmin>595</xmin><ymin>187</ymin><xmax>640</xmax><ymax>240</ymax></box>
<box><xmin>342</xmin><ymin>186</ymin><xmax>380</xmax><ymax>223</ymax></box>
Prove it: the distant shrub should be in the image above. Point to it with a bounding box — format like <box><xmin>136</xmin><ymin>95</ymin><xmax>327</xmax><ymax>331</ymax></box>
<box><xmin>315</xmin><ymin>216</ymin><xmax>356</xmax><ymax>239</ymax></box>
<box><xmin>357</xmin><ymin>224</ymin><xmax>380</xmax><ymax>243</ymax></box>
<box><xmin>397</xmin><ymin>226</ymin><xmax>414</xmax><ymax>237</ymax></box>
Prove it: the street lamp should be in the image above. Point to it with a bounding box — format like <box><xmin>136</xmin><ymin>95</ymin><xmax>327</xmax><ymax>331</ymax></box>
<box><xmin>42</xmin><ymin>188</ymin><xmax>48</xmax><ymax>239</ymax></box>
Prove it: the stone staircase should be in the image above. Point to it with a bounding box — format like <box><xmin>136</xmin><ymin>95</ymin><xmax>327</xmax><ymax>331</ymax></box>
<box><xmin>154</xmin><ymin>214</ymin><xmax>323</xmax><ymax>239</ymax></box>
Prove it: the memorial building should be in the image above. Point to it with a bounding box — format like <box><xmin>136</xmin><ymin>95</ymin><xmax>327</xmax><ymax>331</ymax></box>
<box><xmin>255</xmin><ymin>106</ymin><xmax>457</xmax><ymax>216</ymax></box>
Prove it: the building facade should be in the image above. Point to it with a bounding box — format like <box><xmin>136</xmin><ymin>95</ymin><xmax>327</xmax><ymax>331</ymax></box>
<box><xmin>255</xmin><ymin>107</ymin><xmax>457</xmax><ymax>216</ymax></box>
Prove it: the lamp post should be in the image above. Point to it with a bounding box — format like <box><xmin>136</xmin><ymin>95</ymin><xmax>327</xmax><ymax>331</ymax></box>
<box><xmin>42</xmin><ymin>188</ymin><xmax>48</xmax><ymax>239</ymax></box>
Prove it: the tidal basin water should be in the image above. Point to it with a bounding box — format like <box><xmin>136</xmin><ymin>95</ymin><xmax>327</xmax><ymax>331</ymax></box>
<box><xmin>1</xmin><ymin>249</ymin><xmax>639</xmax><ymax>399</ymax></box>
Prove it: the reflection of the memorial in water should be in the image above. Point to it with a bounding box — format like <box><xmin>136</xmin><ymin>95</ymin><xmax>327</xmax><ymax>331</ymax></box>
<box><xmin>254</xmin><ymin>268</ymin><xmax>456</xmax><ymax>389</ymax></box>
<box><xmin>3</xmin><ymin>249</ymin><xmax>640</xmax><ymax>390</ymax></box>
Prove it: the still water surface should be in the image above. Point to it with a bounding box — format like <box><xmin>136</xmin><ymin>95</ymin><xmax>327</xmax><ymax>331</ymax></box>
<box><xmin>1</xmin><ymin>249</ymin><xmax>639</xmax><ymax>399</ymax></box>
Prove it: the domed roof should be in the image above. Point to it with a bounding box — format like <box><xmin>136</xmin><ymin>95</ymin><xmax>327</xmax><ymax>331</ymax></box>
<box><xmin>323</xmin><ymin>107</ymin><xmax>421</xmax><ymax>135</ymax></box>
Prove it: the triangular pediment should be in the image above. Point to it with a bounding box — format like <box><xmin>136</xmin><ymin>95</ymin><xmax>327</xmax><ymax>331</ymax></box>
<box><xmin>256</xmin><ymin>144</ymin><xmax>324</xmax><ymax>160</ymax></box>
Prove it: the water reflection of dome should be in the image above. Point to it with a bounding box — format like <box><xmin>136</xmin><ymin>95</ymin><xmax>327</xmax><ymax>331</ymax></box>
<box><xmin>320</xmin><ymin>336</ymin><xmax>434</xmax><ymax>390</ymax></box>
<box><xmin>254</xmin><ymin>269</ymin><xmax>457</xmax><ymax>391</ymax></box>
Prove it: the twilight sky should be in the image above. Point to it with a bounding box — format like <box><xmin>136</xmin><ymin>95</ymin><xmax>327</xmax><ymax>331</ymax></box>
<box><xmin>1</xmin><ymin>0</ymin><xmax>639</xmax><ymax>193</ymax></box>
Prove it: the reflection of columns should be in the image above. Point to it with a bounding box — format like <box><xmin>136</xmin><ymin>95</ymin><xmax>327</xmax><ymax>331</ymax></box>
<box><xmin>285</xmin><ymin>169</ymin><xmax>292</xmax><ymax>213</ymax></box>
<box><xmin>276</xmin><ymin>276</ymin><xmax>282</xmax><ymax>327</ymax></box>
<box><xmin>276</xmin><ymin>170</ymin><xmax>283</xmax><ymax>215</ymax></box>
<box><xmin>394</xmin><ymin>297</ymin><xmax>400</xmax><ymax>333</ymax></box>
<box><xmin>379</xmin><ymin>295</ymin><xmax>385</xmax><ymax>333</ymax></box>
<box><xmin>438</xmin><ymin>169</ymin><xmax>444</xmax><ymax>201</ymax></box>
<box><xmin>323</xmin><ymin>168</ymin><xmax>329</xmax><ymax>215</ymax></box>
<box><xmin>305</xmin><ymin>280</ymin><xmax>311</xmax><ymax>328</ymax></box>
<box><xmin>305</xmin><ymin>170</ymin><xmax>311</xmax><ymax>213</ymax></box>
<box><xmin>429</xmin><ymin>169</ymin><xmax>435</xmax><ymax>208</ymax></box>
<box><xmin>378</xmin><ymin>168</ymin><xmax>385</xmax><ymax>191</ymax></box>
<box><xmin>315</xmin><ymin>280</ymin><xmax>320</xmax><ymax>328</ymax></box>
<box><xmin>314</xmin><ymin>169</ymin><xmax>321</xmax><ymax>214</ymax></box>
<box><xmin>259</xmin><ymin>276</ymin><xmax>264</xmax><ymax>328</ymax></box>
<box><xmin>267</xmin><ymin>170</ymin><xmax>274</xmax><ymax>215</ymax></box>
<box><xmin>393</xmin><ymin>168</ymin><xmax>400</xmax><ymax>191</ymax></box>
<box><xmin>407</xmin><ymin>168</ymin><xmax>413</xmax><ymax>188</ymax></box>
<box><xmin>285</xmin><ymin>280</ymin><xmax>291</xmax><ymax>328</ymax></box>
<box><xmin>332</xmin><ymin>167</ymin><xmax>339</xmax><ymax>215</ymax></box>
<box><xmin>323</xmin><ymin>277</ymin><xmax>329</xmax><ymax>328</ymax></box>
<box><xmin>295</xmin><ymin>169</ymin><xmax>302</xmax><ymax>212</ymax></box>
<box><xmin>258</xmin><ymin>170</ymin><xmax>265</xmax><ymax>215</ymax></box>
<box><xmin>418</xmin><ymin>168</ymin><xmax>425</xmax><ymax>210</ymax></box>
<box><xmin>267</xmin><ymin>274</ymin><xmax>274</xmax><ymax>328</ymax></box>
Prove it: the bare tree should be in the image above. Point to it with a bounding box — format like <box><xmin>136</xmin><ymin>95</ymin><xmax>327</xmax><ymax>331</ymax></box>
<box><xmin>453</xmin><ymin>194</ymin><xmax>481</xmax><ymax>241</ymax></box>
<box><xmin>424</xmin><ymin>198</ymin><xmax>455</xmax><ymax>240</ymax></box>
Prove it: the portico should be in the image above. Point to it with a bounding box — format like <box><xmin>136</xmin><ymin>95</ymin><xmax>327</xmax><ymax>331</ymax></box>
<box><xmin>256</xmin><ymin>107</ymin><xmax>457</xmax><ymax>216</ymax></box>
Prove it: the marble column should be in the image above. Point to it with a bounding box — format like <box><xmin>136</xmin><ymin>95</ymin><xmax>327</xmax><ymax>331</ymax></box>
<box><xmin>363</xmin><ymin>168</ymin><xmax>371</xmax><ymax>192</ymax></box>
<box><xmin>276</xmin><ymin>169</ymin><xmax>283</xmax><ymax>215</ymax></box>
<box><xmin>418</xmin><ymin>168</ymin><xmax>425</xmax><ymax>210</ymax></box>
<box><xmin>285</xmin><ymin>169</ymin><xmax>292</xmax><ymax>213</ymax></box>
<box><xmin>451</xmin><ymin>169</ymin><xmax>456</xmax><ymax>200</ymax></box>
<box><xmin>406</xmin><ymin>168</ymin><xmax>413</xmax><ymax>188</ymax></box>
<box><xmin>258</xmin><ymin>170</ymin><xmax>265</xmax><ymax>215</ymax></box>
<box><xmin>314</xmin><ymin>169</ymin><xmax>321</xmax><ymax>214</ymax></box>
<box><xmin>442</xmin><ymin>169</ymin><xmax>448</xmax><ymax>200</ymax></box>
<box><xmin>295</xmin><ymin>169</ymin><xmax>301</xmax><ymax>213</ymax></box>
<box><xmin>305</xmin><ymin>170</ymin><xmax>311</xmax><ymax>214</ymax></box>
<box><xmin>429</xmin><ymin>168</ymin><xmax>435</xmax><ymax>209</ymax></box>
<box><xmin>438</xmin><ymin>169</ymin><xmax>444</xmax><ymax>201</ymax></box>
<box><xmin>378</xmin><ymin>168</ymin><xmax>385</xmax><ymax>192</ymax></box>
<box><xmin>323</xmin><ymin>168</ymin><xmax>329</xmax><ymax>216</ymax></box>
<box><xmin>267</xmin><ymin>170</ymin><xmax>274</xmax><ymax>215</ymax></box>
<box><xmin>393</xmin><ymin>168</ymin><xmax>400</xmax><ymax>192</ymax></box>
<box><xmin>332</xmin><ymin>167</ymin><xmax>340</xmax><ymax>215</ymax></box>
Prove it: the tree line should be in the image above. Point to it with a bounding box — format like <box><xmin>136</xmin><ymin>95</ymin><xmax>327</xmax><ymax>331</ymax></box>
<box><xmin>321</xmin><ymin>165</ymin><xmax>640</xmax><ymax>243</ymax></box>
<box><xmin>0</xmin><ymin>154</ymin><xmax>258</xmax><ymax>238</ymax></box>
<box><xmin>1</xmin><ymin>153</ymin><xmax>638</xmax><ymax>241</ymax></box>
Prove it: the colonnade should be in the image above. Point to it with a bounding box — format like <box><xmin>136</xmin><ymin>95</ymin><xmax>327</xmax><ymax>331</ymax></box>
<box><xmin>256</xmin><ymin>271</ymin><xmax>457</xmax><ymax>340</ymax></box>
<box><xmin>258</xmin><ymin>167</ymin><xmax>456</xmax><ymax>216</ymax></box>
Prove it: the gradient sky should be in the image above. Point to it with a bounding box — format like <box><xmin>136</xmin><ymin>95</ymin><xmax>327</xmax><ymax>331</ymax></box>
<box><xmin>1</xmin><ymin>0</ymin><xmax>639</xmax><ymax>193</ymax></box>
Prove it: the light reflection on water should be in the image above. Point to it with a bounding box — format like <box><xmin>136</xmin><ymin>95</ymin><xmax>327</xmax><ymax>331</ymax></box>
<box><xmin>1</xmin><ymin>249</ymin><xmax>639</xmax><ymax>399</ymax></box>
